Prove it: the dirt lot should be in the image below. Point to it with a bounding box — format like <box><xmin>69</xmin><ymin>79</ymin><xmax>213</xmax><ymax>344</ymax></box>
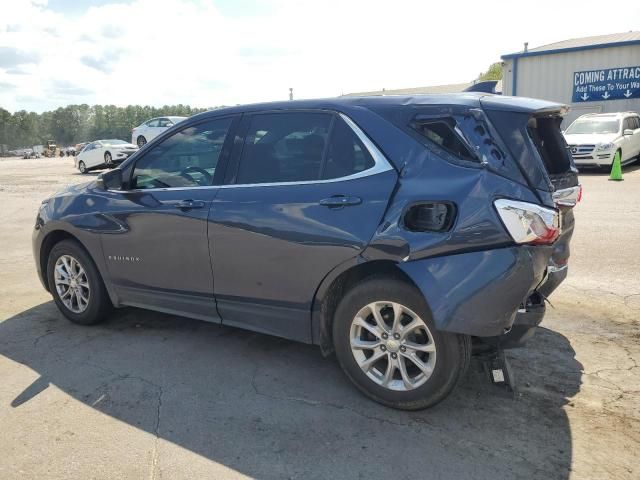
<box><xmin>0</xmin><ymin>156</ymin><xmax>638</xmax><ymax>479</ymax></box>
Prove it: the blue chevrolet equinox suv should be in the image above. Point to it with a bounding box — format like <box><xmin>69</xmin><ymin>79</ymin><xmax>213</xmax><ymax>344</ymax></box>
<box><xmin>33</xmin><ymin>94</ymin><xmax>580</xmax><ymax>409</ymax></box>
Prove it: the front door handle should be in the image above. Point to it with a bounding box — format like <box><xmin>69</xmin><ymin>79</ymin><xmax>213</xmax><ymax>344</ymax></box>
<box><xmin>175</xmin><ymin>199</ymin><xmax>205</xmax><ymax>210</ymax></box>
<box><xmin>319</xmin><ymin>195</ymin><xmax>362</xmax><ymax>208</ymax></box>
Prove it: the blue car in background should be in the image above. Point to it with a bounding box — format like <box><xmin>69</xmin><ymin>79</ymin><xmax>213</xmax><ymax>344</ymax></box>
<box><xmin>33</xmin><ymin>94</ymin><xmax>580</xmax><ymax>409</ymax></box>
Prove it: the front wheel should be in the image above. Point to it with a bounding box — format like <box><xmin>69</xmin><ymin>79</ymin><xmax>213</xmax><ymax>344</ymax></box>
<box><xmin>47</xmin><ymin>240</ymin><xmax>112</xmax><ymax>325</ymax></box>
<box><xmin>333</xmin><ymin>276</ymin><xmax>470</xmax><ymax>410</ymax></box>
<box><xmin>104</xmin><ymin>151</ymin><xmax>112</xmax><ymax>166</ymax></box>
<box><xmin>78</xmin><ymin>160</ymin><xmax>87</xmax><ymax>173</ymax></box>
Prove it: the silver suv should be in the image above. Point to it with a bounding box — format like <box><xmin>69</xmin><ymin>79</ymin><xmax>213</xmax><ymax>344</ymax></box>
<box><xmin>564</xmin><ymin>112</ymin><xmax>640</xmax><ymax>168</ymax></box>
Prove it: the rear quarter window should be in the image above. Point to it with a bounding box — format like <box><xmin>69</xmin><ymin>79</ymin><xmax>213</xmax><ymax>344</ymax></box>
<box><xmin>410</xmin><ymin>117</ymin><xmax>477</xmax><ymax>163</ymax></box>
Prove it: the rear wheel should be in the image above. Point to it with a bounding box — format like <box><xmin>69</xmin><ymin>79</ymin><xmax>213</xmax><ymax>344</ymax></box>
<box><xmin>78</xmin><ymin>161</ymin><xmax>87</xmax><ymax>173</ymax></box>
<box><xmin>47</xmin><ymin>240</ymin><xmax>111</xmax><ymax>325</ymax></box>
<box><xmin>137</xmin><ymin>136</ymin><xmax>147</xmax><ymax>148</ymax></box>
<box><xmin>333</xmin><ymin>276</ymin><xmax>470</xmax><ymax>410</ymax></box>
<box><xmin>104</xmin><ymin>151</ymin><xmax>112</xmax><ymax>166</ymax></box>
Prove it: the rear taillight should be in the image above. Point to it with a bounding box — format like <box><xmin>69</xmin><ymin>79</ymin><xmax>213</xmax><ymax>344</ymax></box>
<box><xmin>494</xmin><ymin>199</ymin><xmax>559</xmax><ymax>245</ymax></box>
<box><xmin>552</xmin><ymin>185</ymin><xmax>582</xmax><ymax>207</ymax></box>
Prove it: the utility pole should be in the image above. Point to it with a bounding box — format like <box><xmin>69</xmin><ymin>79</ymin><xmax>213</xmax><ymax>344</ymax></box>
<box><xmin>289</xmin><ymin>88</ymin><xmax>293</xmax><ymax>101</ymax></box>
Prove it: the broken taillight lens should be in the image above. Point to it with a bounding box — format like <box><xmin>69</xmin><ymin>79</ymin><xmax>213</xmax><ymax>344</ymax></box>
<box><xmin>494</xmin><ymin>199</ymin><xmax>560</xmax><ymax>245</ymax></box>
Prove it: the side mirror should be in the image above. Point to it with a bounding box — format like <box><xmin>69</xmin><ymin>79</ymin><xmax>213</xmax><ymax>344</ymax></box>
<box><xmin>96</xmin><ymin>169</ymin><xmax>123</xmax><ymax>190</ymax></box>
<box><xmin>623</xmin><ymin>129</ymin><xmax>634</xmax><ymax>136</ymax></box>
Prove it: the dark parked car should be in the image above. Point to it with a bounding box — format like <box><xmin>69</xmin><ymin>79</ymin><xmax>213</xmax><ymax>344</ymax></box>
<box><xmin>33</xmin><ymin>94</ymin><xmax>580</xmax><ymax>409</ymax></box>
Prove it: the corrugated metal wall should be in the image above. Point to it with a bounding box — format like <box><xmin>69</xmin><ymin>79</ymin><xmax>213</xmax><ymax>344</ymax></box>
<box><xmin>503</xmin><ymin>45</ymin><xmax>640</xmax><ymax>125</ymax></box>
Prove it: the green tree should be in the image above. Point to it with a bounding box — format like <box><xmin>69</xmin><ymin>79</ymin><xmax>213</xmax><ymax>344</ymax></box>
<box><xmin>0</xmin><ymin>104</ymin><xmax>215</xmax><ymax>149</ymax></box>
<box><xmin>479</xmin><ymin>62</ymin><xmax>503</xmax><ymax>81</ymax></box>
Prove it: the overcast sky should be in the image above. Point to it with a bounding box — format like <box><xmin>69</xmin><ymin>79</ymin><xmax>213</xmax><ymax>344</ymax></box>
<box><xmin>1</xmin><ymin>0</ymin><xmax>639</xmax><ymax>113</ymax></box>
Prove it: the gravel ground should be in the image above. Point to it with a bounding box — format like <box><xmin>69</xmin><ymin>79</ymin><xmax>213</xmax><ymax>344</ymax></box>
<box><xmin>0</xmin><ymin>156</ymin><xmax>638</xmax><ymax>480</ymax></box>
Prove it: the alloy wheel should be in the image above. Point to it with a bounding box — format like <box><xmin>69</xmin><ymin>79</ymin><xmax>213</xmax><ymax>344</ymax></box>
<box><xmin>54</xmin><ymin>254</ymin><xmax>90</xmax><ymax>313</ymax></box>
<box><xmin>105</xmin><ymin>152</ymin><xmax>112</xmax><ymax>165</ymax></box>
<box><xmin>350</xmin><ymin>301</ymin><xmax>437</xmax><ymax>391</ymax></box>
<box><xmin>137</xmin><ymin>136</ymin><xmax>146</xmax><ymax>147</ymax></box>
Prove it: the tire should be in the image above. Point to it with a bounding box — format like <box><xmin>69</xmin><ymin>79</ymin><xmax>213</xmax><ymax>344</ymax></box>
<box><xmin>78</xmin><ymin>161</ymin><xmax>87</xmax><ymax>173</ymax></box>
<box><xmin>333</xmin><ymin>276</ymin><xmax>470</xmax><ymax>410</ymax></box>
<box><xmin>46</xmin><ymin>239</ymin><xmax>112</xmax><ymax>325</ymax></box>
<box><xmin>137</xmin><ymin>136</ymin><xmax>147</xmax><ymax>148</ymax></box>
<box><xmin>104</xmin><ymin>151</ymin><xmax>112</xmax><ymax>166</ymax></box>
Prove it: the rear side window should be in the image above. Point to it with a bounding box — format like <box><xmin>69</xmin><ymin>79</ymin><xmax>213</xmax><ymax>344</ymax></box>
<box><xmin>235</xmin><ymin>112</ymin><xmax>376</xmax><ymax>185</ymax></box>
<box><xmin>410</xmin><ymin>118</ymin><xmax>476</xmax><ymax>162</ymax></box>
<box><xmin>237</xmin><ymin>112</ymin><xmax>332</xmax><ymax>184</ymax></box>
<box><xmin>322</xmin><ymin>116</ymin><xmax>374</xmax><ymax>180</ymax></box>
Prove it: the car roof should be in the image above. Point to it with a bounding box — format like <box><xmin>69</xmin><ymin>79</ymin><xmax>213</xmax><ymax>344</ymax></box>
<box><xmin>186</xmin><ymin>93</ymin><xmax>568</xmax><ymax>122</ymax></box>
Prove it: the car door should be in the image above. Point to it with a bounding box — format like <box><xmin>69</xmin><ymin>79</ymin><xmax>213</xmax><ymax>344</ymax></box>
<box><xmin>208</xmin><ymin>111</ymin><xmax>398</xmax><ymax>342</ymax></box>
<box><xmin>631</xmin><ymin>116</ymin><xmax>640</xmax><ymax>157</ymax></box>
<box><xmin>83</xmin><ymin>142</ymin><xmax>101</xmax><ymax>168</ymax></box>
<box><xmin>621</xmin><ymin>117</ymin><xmax>640</xmax><ymax>161</ymax></box>
<box><xmin>144</xmin><ymin>118</ymin><xmax>163</xmax><ymax>142</ymax></box>
<box><xmin>100</xmin><ymin>115</ymin><xmax>237</xmax><ymax>320</ymax></box>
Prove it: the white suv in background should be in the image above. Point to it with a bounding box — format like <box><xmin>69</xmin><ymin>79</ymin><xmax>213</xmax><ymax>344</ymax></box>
<box><xmin>563</xmin><ymin>112</ymin><xmax>640</xmax><ymax>169</ymax></box>
<box><xmin>131</xmin><ymin>116</ymin><xmax>187</xmax><ymax>148</ymax></box>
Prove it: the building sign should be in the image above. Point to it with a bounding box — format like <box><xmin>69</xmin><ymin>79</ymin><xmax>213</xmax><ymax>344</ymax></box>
<box><xmin>572</xmin><ymin>66</ymin><xmax>640</xmax><ymax>102</ymax></box>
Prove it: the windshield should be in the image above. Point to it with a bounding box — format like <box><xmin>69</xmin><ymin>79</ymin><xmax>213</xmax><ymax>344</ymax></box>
<box><xmin>566</xmin><ymin>119</ymin><xmax>620</xmax><ymax>135</ymax></box>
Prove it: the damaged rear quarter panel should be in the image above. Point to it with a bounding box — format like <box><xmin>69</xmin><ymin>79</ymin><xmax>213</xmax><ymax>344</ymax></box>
<box><xmin>354</xmin><ymin>106</ymin><xmax>555</xmax><ymax>337</ymax></box>
<box><xmin>398</xmin><ymin>246</ymin><xmax>550</xmax><ymax>336</ymax></box>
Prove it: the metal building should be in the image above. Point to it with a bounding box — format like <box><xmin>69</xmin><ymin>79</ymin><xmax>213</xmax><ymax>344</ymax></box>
<box><xmin>502</xmin><ymin>32</ymin><xmax>640</xmax><ymax>125</ymax></box>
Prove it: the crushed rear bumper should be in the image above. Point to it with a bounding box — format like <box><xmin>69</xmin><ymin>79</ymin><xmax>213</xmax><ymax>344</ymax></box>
<box><xmin>398</xmin><ymin>246</ymin><xmax>551</xmax><ymax>337</ymax></box>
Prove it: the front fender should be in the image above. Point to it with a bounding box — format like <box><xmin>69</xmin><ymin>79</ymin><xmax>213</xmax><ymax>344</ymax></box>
<box><xmin>32</xmin><ymin>192</ymin><xmax>120</xmax><ymax>306</ymax></box>
<box><xmin>398</xmin><ymin>246</ymin><xmax>550</xmax><ymax>337</ymax></box>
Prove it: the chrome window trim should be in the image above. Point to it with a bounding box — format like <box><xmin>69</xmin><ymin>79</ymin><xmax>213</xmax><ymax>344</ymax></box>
<box><xmin>108</xmin><ymin>185</ymin><xmax>219</xmax><ymax>193</ymax></box>
<box><xmin>110</xmin><ymin>112</ymin><xmax>393</xmax><ymax>193</ymax></box>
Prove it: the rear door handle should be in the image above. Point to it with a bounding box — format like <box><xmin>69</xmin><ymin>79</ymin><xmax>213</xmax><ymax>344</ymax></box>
<box><xmin>175</xmin><ymin>199</ymin><xmax>205</xmax><ymax>210</ymax></box>
<box><xmin>319</xmin><ymin>195</ymin><xmax>362</xmax><ymax>208</ymax></box>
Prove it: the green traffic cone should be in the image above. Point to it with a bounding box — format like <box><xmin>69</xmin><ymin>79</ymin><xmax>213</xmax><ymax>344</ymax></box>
<box><xmin>609</xmin><ymin>150</ymin><xmax>623</xmax><ymax>181</ymax></box>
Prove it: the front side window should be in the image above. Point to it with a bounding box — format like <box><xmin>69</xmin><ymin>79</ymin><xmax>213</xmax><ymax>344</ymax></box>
<box><xmin>236</xmin><ymin>112</ymin><xmax>332</xmax><ymax>184</ymax></box>
<box><xmin>146</xmin><ymin>119</ymin><xmax>160</xmax><ymax>127</ymax></box>
<box><xmin>158</xmin><ymin>118</ymin><xmax>173</xmax><ymax>127</ymax></box>
<box><xmin>131</xmin><ymin>117</ymin><xmax>233</xmax><ymax>189</ymax></box>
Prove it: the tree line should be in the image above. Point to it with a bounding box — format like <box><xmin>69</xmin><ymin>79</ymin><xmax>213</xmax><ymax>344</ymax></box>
<box><xmin>0</xmin><ymin>104</ymin><xmax>216</xmax><ymax>149</ymax></box>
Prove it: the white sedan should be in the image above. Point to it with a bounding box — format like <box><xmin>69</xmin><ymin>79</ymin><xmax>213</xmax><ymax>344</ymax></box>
<box><xmin>75</xmin><ymin>139</ymin><xmax>138</xmax><ymax>174</ymax></box>
<box><xmin>131</xmin><ymin>116</ymin><xmax>187</xmax><ymax>148</ymax></box>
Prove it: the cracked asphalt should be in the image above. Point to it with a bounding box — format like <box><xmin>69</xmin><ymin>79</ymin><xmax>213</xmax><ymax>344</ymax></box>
<box><xmin>1</xmin><ymin>157</ymin><xmax>639</xmax><ymax>479</ymax></box>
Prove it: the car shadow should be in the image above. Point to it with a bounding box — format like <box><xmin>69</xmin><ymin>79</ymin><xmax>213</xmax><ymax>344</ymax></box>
<box><xmin>1</xmin><ymin>302</ymin><xmax>582</xmax><ymax>479</ymax></box>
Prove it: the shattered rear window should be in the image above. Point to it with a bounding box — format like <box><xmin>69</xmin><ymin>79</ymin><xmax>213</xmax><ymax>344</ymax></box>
<box><xmin>411</xmin><ymin>118</ymin><xmax>477</xmax><ymax>162</ymax></box>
